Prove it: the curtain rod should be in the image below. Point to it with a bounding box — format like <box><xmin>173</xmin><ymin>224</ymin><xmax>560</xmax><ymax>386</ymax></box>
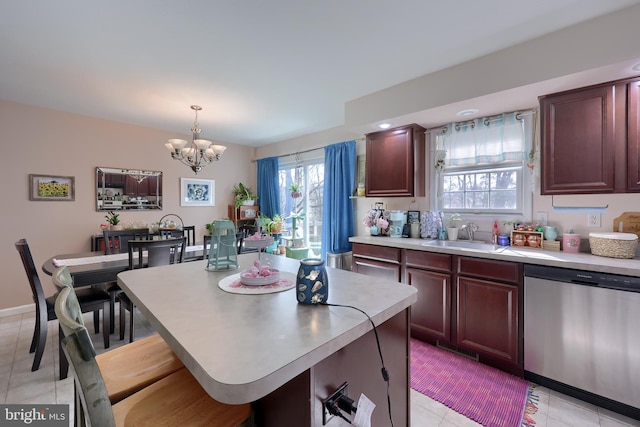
<box><xmin>425</xmin><ymin>108</ymin><xmax>536</xmax><ymax>134</ymax></box>
<box><xmin>252</xmin><ymin>137</ymin><xmax>365</xmax><ymax>163</ymax></box>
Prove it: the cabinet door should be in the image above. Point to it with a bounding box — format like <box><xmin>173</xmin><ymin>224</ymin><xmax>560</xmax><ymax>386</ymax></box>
<box><xmin>124</xmin><ymin>176</ymin><xmax>138</xmax><ymax>195</ymax></box>
<box><xmin>456</xmin><ymin>276</ymin><xmax>518</xmax><ymax>365</ymax></box>
<box><xmin>365</xmin><ymin>124</ymin><xmax>425</xmax><ymax>197</ymax></box>
<box><xmin>352</xmin><ymin>257</ymin><xmax>400</xmax><ymax>282</ymax></box>
<box><xmin>147</xmin><ymin>176</ymin><xmax>160</xmax><ymax>196</ymax></box>
<box><xmin>406</xmin><ymin>267</ymin><xmax>451</xmax><ymax>341</ymax></box>
<box><xmin>136</xmin><ymin>178</ymin><xmax>150</xmax><ymax>196</ymax></box>
<box><xmin>540</xmin><ymin>84</ymin><xmax>618</xmax><ymax>194</ymax></box>
<box><xmin>628</xmin><ymin>79</ymin><xmax>640</xmax><ymax>191</ymax></box>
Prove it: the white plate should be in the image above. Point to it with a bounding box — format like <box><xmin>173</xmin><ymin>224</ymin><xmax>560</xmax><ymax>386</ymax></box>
<box><xmin>239</xmin><ymin>269</ymin><xmax>280</xmax><ymax>286</ymax></box>
<box><xmin>243</xmin><ymin>236</ymin><xmax>274</xmax><ymax>249</ymax></box>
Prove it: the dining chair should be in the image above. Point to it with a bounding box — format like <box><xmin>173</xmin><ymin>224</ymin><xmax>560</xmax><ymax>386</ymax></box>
<box><xmin>159</xmin><ymin>225</ymin><xmax>196</xmax><ymax>247</ymax></box>
<box><xmin>102</xmin><ymin>228</ymin><xmax>150</xmax><ymax>334</ymax></box>
<box><xmin>55</xmin><ymin>282</ymin><xmax>252</xmax><ymax>427</ymax></box>
<box><xmin>14</xmin><ymin>239</ymin><xmax>111</xmax><ymax>375</ymax></box>
<box><xmin>120</xmin><ymin>237</ymin><xmax>187</xmax><ymax>342</ymax></box>
<box><xmin>53</xmin><ymin>266</ymin><xmax>184</xmax><ymax>410</ymax></box>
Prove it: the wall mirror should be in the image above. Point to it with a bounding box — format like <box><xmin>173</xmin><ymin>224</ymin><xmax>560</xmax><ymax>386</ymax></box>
<box><xmin>96</xmin><ymin>167</ymin><xmax>163</xmax><ymax>211</ymax></box>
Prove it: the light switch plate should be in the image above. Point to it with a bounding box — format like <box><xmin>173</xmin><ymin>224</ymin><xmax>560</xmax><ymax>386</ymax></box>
<box><xmin>536</xmin><ymin>211</ymin><xmax>548</xmax><ymax>225</ymax></box>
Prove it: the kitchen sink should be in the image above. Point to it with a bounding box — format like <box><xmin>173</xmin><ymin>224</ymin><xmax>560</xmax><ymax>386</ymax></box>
<box><xmin>421</xmin><ymin>240</ymin><xmax>504</xmax><ymax>252</ymax></box>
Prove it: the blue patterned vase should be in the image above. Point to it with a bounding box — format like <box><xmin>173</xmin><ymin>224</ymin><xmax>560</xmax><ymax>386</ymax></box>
<box><xmin>296</xmin><ymin>258</ymin><xmax>328</xmax><ymax>304</ymax></box>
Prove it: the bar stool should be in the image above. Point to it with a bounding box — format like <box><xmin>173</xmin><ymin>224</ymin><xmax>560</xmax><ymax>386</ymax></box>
<box><xmin>206</xmin><ymin>220</ymin><xmax>239</xmax><ymax>271</ymax></box>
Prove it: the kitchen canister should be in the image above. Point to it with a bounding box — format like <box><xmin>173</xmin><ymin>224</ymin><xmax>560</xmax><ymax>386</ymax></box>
<box><xmin>296</xmin><ymin>258</ymin><xmax>328</xmax><ymax>304</ymax></box>
<box><xmin>562</xmin><ymin>231</ymin><xmax>581</xmax><ymax>253</ymax></box>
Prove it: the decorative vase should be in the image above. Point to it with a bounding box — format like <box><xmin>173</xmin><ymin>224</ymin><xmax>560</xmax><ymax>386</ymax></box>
<box><xmin>447</xmin><ymin>227</ymin><xmax>458</xmax><ymax>241</ymax></box>
<box><xmin>296</xmin><ymin>258</ymin><xmax>328</xmax><ymax>305</ymax></box>
<box><xmin>242</xmin><ymin>199</ymin><xmax>255</xmax><ymax>206</ymax></box>
<box><xmin>544</xmin><ymin>226</ymin><xmax>557</xmax><ymax>241</ymax></box>
<box><xmin>370</xmin><ymin>225</ymin><xmax>379</xmax><ymax>236</ymax></box>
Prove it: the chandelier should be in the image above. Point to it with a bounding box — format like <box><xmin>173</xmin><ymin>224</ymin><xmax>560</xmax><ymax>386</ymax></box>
<box><xmin>164</xmin><ymin>105</ymin><xmax>227</xmax><ymax>174</ymax></box>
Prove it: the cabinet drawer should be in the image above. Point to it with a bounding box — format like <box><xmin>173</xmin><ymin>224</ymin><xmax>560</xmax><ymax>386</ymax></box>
<box><xmin>352</xmin><ymin>243</ymin><xmax>401</xmax><ymax>263</ymax></box>
<box><xmin>405</xmin><ymin>250</ymin><xmax>452</xmax><ymax>272</ymax></box>
<box><xmin>456</xmin><ymin>256</ymin><xmax>521</xmax><ymax>284</ymax></box>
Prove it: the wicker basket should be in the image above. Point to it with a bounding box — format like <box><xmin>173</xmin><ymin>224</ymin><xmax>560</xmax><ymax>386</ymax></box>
<box><xmin>588</xmin><ymin>232</ymin><xmax>638</xmax><ymax>259</ymax></box>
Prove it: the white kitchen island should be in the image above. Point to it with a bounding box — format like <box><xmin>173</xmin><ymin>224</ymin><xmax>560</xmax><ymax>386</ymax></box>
<box><xmin>117</xmin><ymin>254</ymin><xmax>417</xmax><ymax>426</ymax></box>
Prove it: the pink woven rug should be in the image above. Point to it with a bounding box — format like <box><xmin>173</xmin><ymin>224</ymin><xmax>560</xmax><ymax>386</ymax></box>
<box><xmin>411</xmin><ymin>338</ymin><xmax>529</xmax><ymax>427</ymax></box>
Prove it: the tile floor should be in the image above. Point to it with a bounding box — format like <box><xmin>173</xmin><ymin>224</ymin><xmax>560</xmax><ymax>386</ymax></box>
<box><xmin>1</xmin><ymin>309</ymin><xmax>639</xmax><ymax>427</ymax></box>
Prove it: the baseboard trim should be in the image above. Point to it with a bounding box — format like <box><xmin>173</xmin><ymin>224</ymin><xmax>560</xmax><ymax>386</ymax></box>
<box><xmin>0</xmin><ymin>304</ymin><xmax>34</xmax><ymax>318</ymax></box>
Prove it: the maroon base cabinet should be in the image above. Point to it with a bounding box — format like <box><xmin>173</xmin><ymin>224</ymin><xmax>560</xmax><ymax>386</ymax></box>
<box><xmin>455</xmin><ymin>256</ymin><xmax>523</xmax><ymax>376</ymax></box>
<box><xmin>351</xmin><ymin>243</ymin><xmax>401</xmax><ymax>282</ymax></box>
<box><xmin>352</xmin><ymin>243</ymin><xmax>524</xmax><ymax>377</ymax></box>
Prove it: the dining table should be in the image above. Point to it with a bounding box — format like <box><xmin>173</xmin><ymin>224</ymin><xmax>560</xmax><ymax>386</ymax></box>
<box><xmin>41</xmin><ymin>243</ymin><xmax>209</xmax><ymax>286</ymax></box>
<box><xmin>115</xmin><ymin>253</ymin><xmax>417</xmax><ymax>426</ymax></box>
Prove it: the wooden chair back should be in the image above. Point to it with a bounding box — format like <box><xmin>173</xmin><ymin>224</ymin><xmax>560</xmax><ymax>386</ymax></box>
<box><xmin>103</xmin><ymin>228</ymin><xmax>150</xmax><ymax>254</ymax></box>
<box><xmin>159</xmin><ymin>225</ymin><xmax>196</xmax><ymax>247</ymax></box>
<box><xmin>55</xmin><ymin>285</ymin><xmax>116</xmax><ymax>425</ymax></box>
<box><xmin>15</xmin><ymin>239</ymin><xmax>48</xmax><ymax>315</ymax></box>
<box><xmin>127</xmin><ymin>237</ymin><xmax>186</xmax><ymax>270</ymax></box>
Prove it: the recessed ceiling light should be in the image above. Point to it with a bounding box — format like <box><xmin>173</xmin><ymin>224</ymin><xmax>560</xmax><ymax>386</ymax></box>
<box><xmin>456</xmin><ymin>109</ymin><xmax>479</xmax><ymax>117</ymax></box>
<box><xmin>378</xmin><ymin>122</ymin><xmax>392</xmax><ymax>129</ymax></box>
<box><xmin>633</xmin><ymin>63</ymin><xmax>640</xmax><ymax>71</ymax></box>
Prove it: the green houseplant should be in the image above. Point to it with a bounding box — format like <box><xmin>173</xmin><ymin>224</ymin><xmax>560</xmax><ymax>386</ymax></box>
<box><xmin>105</xmin><ymin>211</ymin><xmax>122</xmax><ymax>230</ymax></box>
<box><xmin>289</xmin><ymin>183</ymin><xmax>301</xmax><ymax>198</ymax></box>
<box><xmin>233</xmin><ymin>183</ymin><xmax>258</xmax><ymax>208</ymax></box>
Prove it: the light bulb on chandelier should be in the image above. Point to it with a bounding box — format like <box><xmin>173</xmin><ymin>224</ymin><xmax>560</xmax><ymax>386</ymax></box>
<box><xmin>164</xmin><ymin>105</ymin><xmax>227</xmax><ymax>174</ymax></box>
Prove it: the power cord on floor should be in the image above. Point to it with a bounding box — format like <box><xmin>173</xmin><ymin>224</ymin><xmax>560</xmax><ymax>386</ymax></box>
<box><xmin>320</xmin><ymin>302</ymin><xmax>395</xmax><ymax>427</ymax></box>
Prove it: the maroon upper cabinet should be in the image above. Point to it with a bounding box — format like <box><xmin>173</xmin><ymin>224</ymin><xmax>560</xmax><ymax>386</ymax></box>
<box><xmin>627</xmin><ymin>79</ymin><xmax>640</xmax><ymax>191</ymax></box>
<box><xmin>365</xmin><ymin>124</ymin><xmax>425</xmax><ymax>197</ymax></box>
<box><xmin>539</xmin><ymin>78</ymin><xmax>636</xmax><ymax>195</ymax></box>
<box><xmin>540</xmin><ymin>84</ymin><xmax>618</xmax><ymax>194</ymax></box>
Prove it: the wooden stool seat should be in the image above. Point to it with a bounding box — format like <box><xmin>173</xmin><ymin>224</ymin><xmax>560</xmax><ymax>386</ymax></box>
<box><xmin>113</xmin><ymin>368</ymin><xmax>251</xmax><ymax>426</ymax></box>
<box><xmin>97</xmin><ymin>334</ymin><xmax>184</xmax><ymax>404</ymax></box>
<box><xmin>54</xmin><ymin>270</ymin><xmax>252</xmax><ymax>427</ymax></box>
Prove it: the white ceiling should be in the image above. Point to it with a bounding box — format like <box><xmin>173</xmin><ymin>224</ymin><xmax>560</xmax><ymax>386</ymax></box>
<box><xmin>1</xmin><ymin>0</ymin><xmax>639</xmax><ymax>147</ymax></box>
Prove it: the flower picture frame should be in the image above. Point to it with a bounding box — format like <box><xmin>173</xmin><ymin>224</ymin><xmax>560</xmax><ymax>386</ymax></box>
<box><xmin>29</xmin><ymin>174</ymin><xmax>75</xmax><ymax>201</ymax></box>
<box><xmin>181</xmin><ymin>178</ymin><xmax>215</xmax><ymax>207</ymax></box>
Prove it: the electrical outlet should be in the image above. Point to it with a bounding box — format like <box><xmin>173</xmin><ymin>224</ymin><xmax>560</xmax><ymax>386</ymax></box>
<box><xmin>322</xmin><ymin>382</ymin><xmax>349</xmax><ymax>425</ymax></box>
<box><xmin>588</xmin><ymin>213</ymin><xmax>601</xmax><ymax>227</ymax></box>
<box><xmin>536</xmin><ymin>211</ymin><xmax>548</xmax><ymax>226</ymax></box>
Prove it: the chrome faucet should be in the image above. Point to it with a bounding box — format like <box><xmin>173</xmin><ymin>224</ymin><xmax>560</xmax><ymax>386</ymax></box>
<box><xmin>460</xmin><ymin>222</ymin><xmax>478</xmax><ymax>241</ymax></box>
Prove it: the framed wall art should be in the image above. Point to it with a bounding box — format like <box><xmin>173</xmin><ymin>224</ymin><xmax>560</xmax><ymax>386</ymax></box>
<box><xmin>181</xmin><ymin>178</ymin><xmax>215</xmax><ymax>207</ymax></box>
<box><xmin>29</xmin><ymin>174</ymin><xmax>75</xmax><ymax>201</ymax></box>
<box><xmin>407</xmin><ymin>210</ymin><xmax>421</xmax><ymax>224</ymax></box>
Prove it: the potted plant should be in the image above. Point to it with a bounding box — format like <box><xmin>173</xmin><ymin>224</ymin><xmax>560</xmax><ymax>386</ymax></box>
<box><xmin>105</xmin><ymin>211</ymin><xmax>123</xmax><ymax>230</ymax></box>
<box><xmin>233</xmin><ymin>183</ymin><xmax>258</xmax><ymax>208</ymax></box>
<box><xmin>289</xmin><ymin>183</ymin><xmax>301</xmax><ymax>198</ymax></box>
<box><xmin>447</xmin><ymin>213</ymin><xmax>463</xmax><ymax>241</ymax></box>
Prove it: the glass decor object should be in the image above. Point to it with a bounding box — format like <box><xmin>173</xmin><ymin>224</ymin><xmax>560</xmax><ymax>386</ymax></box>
<box><xmin>206</xmin><ymin>220</ymin><xmax>238</xmax><ymax>271</ymax></box>
<box><xmin>296</xmin><ymin>258</ymin><xmax>328</xmax><ymax>305</ymax></box>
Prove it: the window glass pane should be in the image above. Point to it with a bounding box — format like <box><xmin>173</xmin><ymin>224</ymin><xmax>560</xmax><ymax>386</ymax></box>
<box><xmin>440</xmin><ymin>165</ymin><xmax>522</xmax><ymax>213</ymax></box>
<box><xmin>278</xmin><ymin>160</ymin><xmax>324</xmax><ymax>256</ymax></box>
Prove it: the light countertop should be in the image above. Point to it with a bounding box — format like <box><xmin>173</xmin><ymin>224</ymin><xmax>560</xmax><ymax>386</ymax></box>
<box><xmin>349</xmin><ymin>235</ymin><xmax>640</xmax><ymax>277</ymax></box>
<box><xmin>117</xmin><ymin>254</ymin><xmax>417</xmax><ymax>404</ymax></box>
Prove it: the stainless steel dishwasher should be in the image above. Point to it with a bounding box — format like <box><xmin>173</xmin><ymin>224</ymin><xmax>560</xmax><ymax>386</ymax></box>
<box><xmin>524</xmin><ymin>264</ymin><xmax>640</xmax><ymax>420</ymax></box>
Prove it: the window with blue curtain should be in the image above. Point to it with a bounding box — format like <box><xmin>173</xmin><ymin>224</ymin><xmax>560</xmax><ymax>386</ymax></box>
<box><xmin>321</xmin><ymin>140</ymin><xmax>356</xmax><ymax>260</ymax></box>
<box><xmin>256</xmin><ymin>157</ymin><xmax>280</xmax><ymax>218</ymax></box>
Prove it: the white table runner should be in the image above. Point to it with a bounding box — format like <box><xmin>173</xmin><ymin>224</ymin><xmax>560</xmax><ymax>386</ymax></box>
<box><xmin>53</xmin><ymin>244</ymin><xmax>207</xmax><ymax>267</ymax></box>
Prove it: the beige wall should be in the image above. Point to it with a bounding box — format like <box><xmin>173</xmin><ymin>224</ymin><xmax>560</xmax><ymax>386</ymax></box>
<box><xmin>2</xmin><ymin>100</ymin><xmax>256</xmax><ymax>310</ymax></box>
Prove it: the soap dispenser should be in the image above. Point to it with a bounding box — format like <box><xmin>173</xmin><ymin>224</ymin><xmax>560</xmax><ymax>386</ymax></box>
<box><xmin>491</xmin><ymin>220</ymin><xmax>500</xmax><ymax>244</ymax></box>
